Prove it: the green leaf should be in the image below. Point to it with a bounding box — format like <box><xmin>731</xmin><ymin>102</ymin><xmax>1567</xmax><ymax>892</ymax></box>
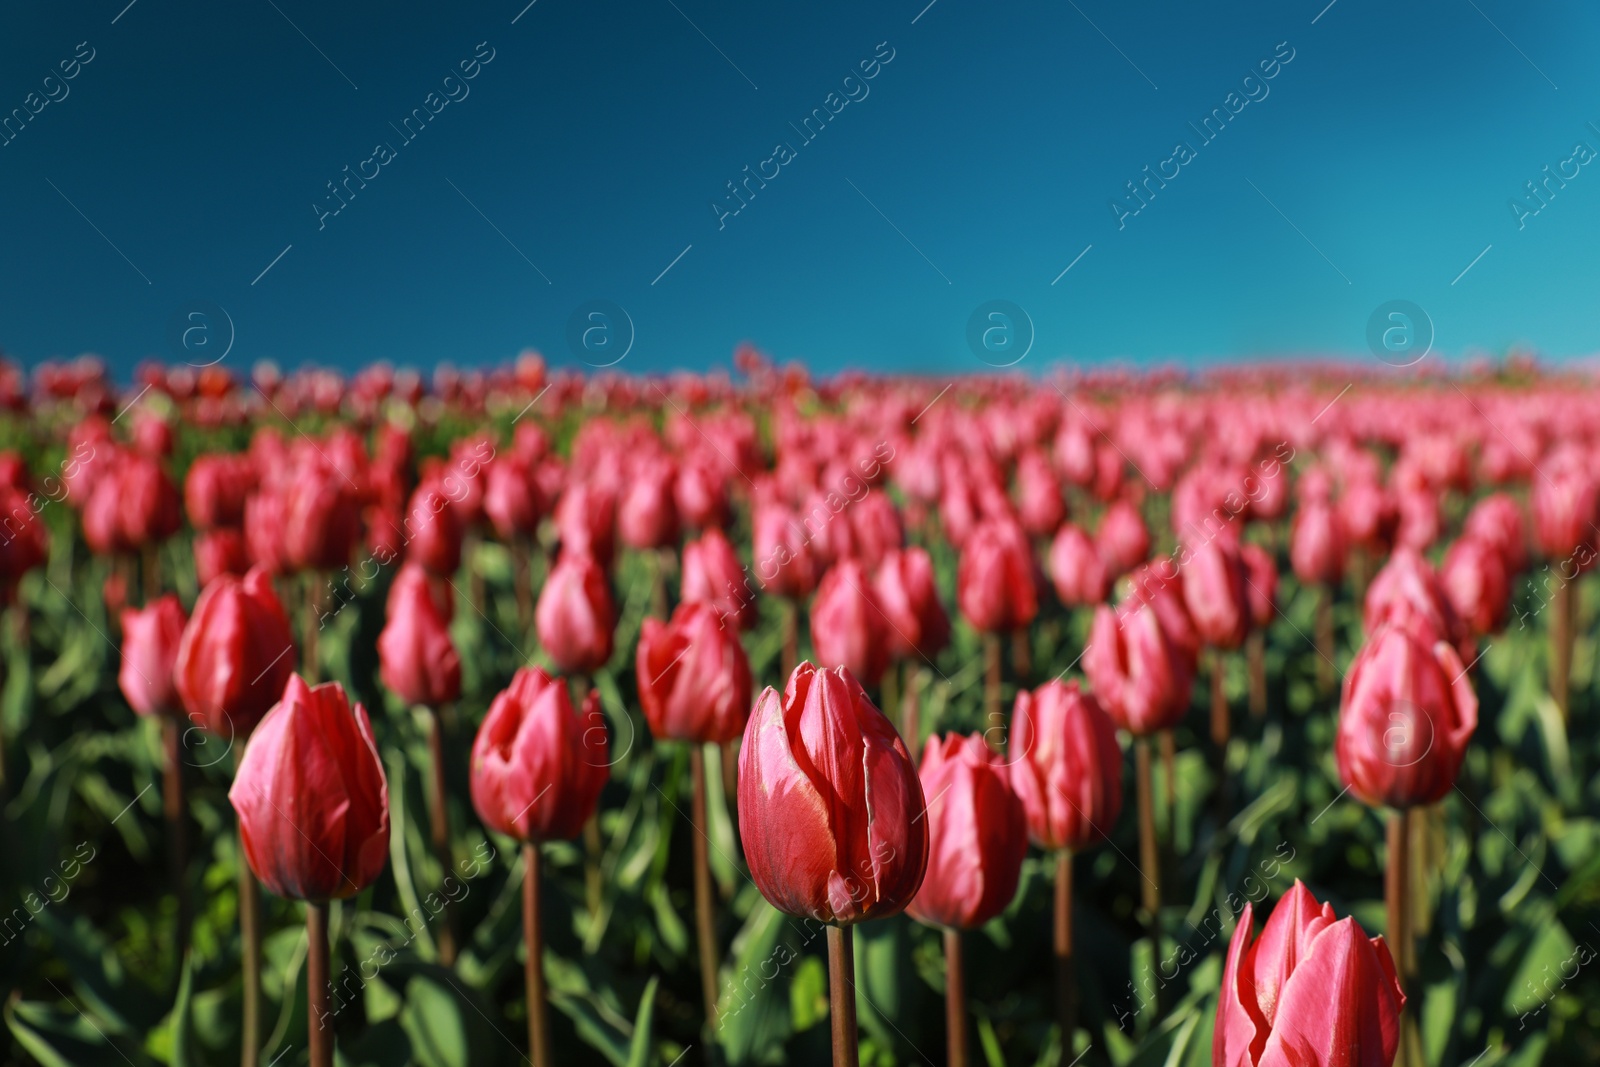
<box><xmin>396</xmin><ymin>969</ymin><xmax>504</xmax><ymax>1067</ymax></box>
<box><xmin>4</xmin><ymin>998</ymin><xmax>159</xmax><ymax>1067</ymax></box>
<box><xmin>624</xmin><ymin>977</ymin><xmax>659</xmax><ymax>1067</ymax></box>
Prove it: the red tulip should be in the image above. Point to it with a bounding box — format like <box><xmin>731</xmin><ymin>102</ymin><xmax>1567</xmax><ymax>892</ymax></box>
<box><xmin>1363</xmin><ymin>548</ymin><xmax>1469</xmax><ymax>658</ymax></box>
<box><xmin>811</xmin><ymin>560</ymin><xmax>890</xmax><ymax>687</ymax></box>
<box><xmin>1441</xmin><ymin>536</ymin><xmax>1510</xmax><ymax>637</ymax></box>
<box><xmin>229</xmin><ymin>675</ymin><xmax>389</xmax><ymax>901</ymax></box>
<box><xmin>283</xmin><ymin>455</ymin><xmax>363</xmax><ymax>572</ymax></box>
<box><xmin>1239</xmin><ymin>542</ymin><xmax>1278</xmax><ymax>630</ymax></box>
<box><xmin>555</xmin><ymin>480</ymin><xmax>616</xmax><ymax>566</ymax></box>
<box><xmin>469</xmin><ymin>667</ymin><xmax>608</xmax><ymax>842</ymax></box>
<box><xmin>173</xmin><ymin>566</ymin><xmax>297</xmax><ymax>740</ymax></box>
<box><xmin>378</xmin><ymin>564</ymin><xmax>462</xmax><ymax>708</ymax></box>
<box><xmin>738</xmin><ymin>662</ymin><xmax>928</xmax><ymax>924</ymax></box>
<box><xmin>1215</xmin><ymin>880</ymin><xmax>1403</xmax><ymax>1067</ymax></box>
<box><xmin>119</xmin><ymin>453</ymin><xmax>182</xmax><ymax>547</ymax></box>
<box><xmin>1048</xmin><ymin>523</ymin><xmax>1109</xmax><ymax>607</ymax></box>
<box><xmin>83</xmin><ymin>472</ymin><xmax>130</xmax><ymax>555</ymax></box>
<box><xmin>1339</xmin><ymin>478</ymin><xmax>1398</xmax><ymax>552</ymax></box>
<box><xmin>243</xmin><ymin>488</ymin><xmax>291</xmax><ymax>575</ymax></box>
<box><xmin>535</xmin><ymin>550</ymin><xmax>615</xmax><ymax>674</ymax></box>
<box><xmin>1008</xmin><ymin>680</ymin><xmax>1123</xmax><ymax>852</ymax></box>
<box><xmin>1290</xmin><ymin>497</ymin><xmax>1346</xmax><ymax>587</ymax></box>
<box><xmin>132</xmin><ymin>414</ymin><xmax>174</xmax><ymax>458</ymax></box>
<box><xmin>1462</xmin><ymin>492</ymin><xmax>1526</xmax><ymax>575</ymax></box>
<box><xmin>1016</xmin><ymin>449</ymin><xmax>1065</xmax><ymax>538</ymax></box>
<box><xmin>119</xmin><ymin>594</ymin><xmax>187</xmax><ymax>718</ymax></box>
<box><xmin>872</xmin><ymin>547</ymin><xmax>951</xmax><ymax>661</ymax></box>
<box><xmin>1336</xmin><ymin>621</ymin><xmax>1477</xmax><ymax>809</ymax></box>
<box><xmin>0</xmin><ymin>486</ymin><xmax>49</xmax><ymax>583</ymax></box>
<box><xmin>1531</xmin><ymin>454</ymin><xmax>1598</xmax><ymax>562</ymax></box>
<box><xmin>1083</xmin><ymin>598</ymin><xmax>1192</xmax><ymax>736</ymax></box>
<box><xmin>1096</xmin><ymin>498</ymin><xmax>1149</xmax><ymax>578</ymax></box>
<box><xmin>404</xmin><ymin>477</ymin><xmax>463</xmax><ymax>577</ymax></box>
<box><xmin>1180</xmin><ymin>532</ymin><xmax>1250</xmax><ymax>650</ymax></box>
<box><xmin>681</xmin><ymin>529</ymin><xmax>756</xmax><ymax>630</ymax></box>
<box><xmin>636</xmin><ymin>601</ymin><xmax>753</xmax><ymax>743</ymax></box>
<box><xmin>752</xmin><ymin>499</ymin><xmax>820</xmax><ymax>600</ymax></box>
<box><xmin>847</xmin><ymin>490</ymin><xmax>904</xmax><ymax>571</ymax></box>
<box><xmin>483</xmin><ymin>455</ymin><xmax>542</xmax><ymax>541</ymax></box>
<box><xmin>674</xmin><ymin>456</ymin><xmax>729</xmax><ymax>531</ymax></box>
<box><xmin>194</xmin><ymin>528</ymin><xmax>250</xmax><ymax>587</ymax></box>
<box><xmin>618</xmin><ymin>457</ymin><xmax>679</xmax><ymax>550</ymax></box>
<box><xmin>185</xmin><ymin>454</ymin><xmax>253</xmax><ymax>530</ymax></box>
<box><xmin>905</xmin><ymin>733</ymin><xmax>1028</xmax><ymax>930</ymax></box>
<box><xmin>957</xmin><ymin>518</ymin><xmax>1039</xmax><ymax>633</ymax></box>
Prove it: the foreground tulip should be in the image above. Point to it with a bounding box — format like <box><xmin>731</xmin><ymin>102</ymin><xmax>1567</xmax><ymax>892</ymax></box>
<box><xmin>1010</xmin><ymin>679</ymin><xmax>1123</xmax><ymax>1042</ymax></box>
<box><xmin>535</xmin><ymin>550</ymin><xmax>615</xmax><ymax>675</ymax></box>
<box><xmin>470</xmin><ymin>666</ymin><xmax>608</xmax><ymax>1067</ymax></box>
<box><xmin>811</xmin><ymin>560</ymin><xmax>890</xmax><ymax>688</ymax></box>
<box><xmin>636</xmin><ymin>601</ymin><xmax>753</xmax><ymax>744</ymax></box>
<box><xmin>230</xmin><ymin>675</ymin><xmax>389</xmax><ymax>1067</ymax></box>
<box><xmin>173</xmin><ymin>567</ymin><xmax>297</xmax><ymax>741</ymax></box>
<box><xmin>1215</xmin><ymin>880</ymin><xmax>1404</xmax><ymax>1067</ymax></box>
<box><xmin>739</xmin><ymin>662</ymin><xmax>927</xmax><ymax>1065</ymax></box>
<box><xmin>907</xmin><ymin>733</ymin><xmax>1028</xmax><ymax>1067</ymax></box>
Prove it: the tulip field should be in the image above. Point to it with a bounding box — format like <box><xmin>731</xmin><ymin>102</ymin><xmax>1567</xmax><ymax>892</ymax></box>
<box><xmin>3</xmin><ymin>354</ymin><xmax>1599</xmax><ymax>1067</ymax></box>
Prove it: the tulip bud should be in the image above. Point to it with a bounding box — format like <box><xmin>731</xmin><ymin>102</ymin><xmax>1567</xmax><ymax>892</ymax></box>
<box><xmin>119</xmin><ymin>453</ymin><xmax>182</xmax><ymax>548</ymax></box>
<box><xmin>229</xmin><ymin>675</ymin><xmax>390</xmax><ymax>901</ymax></box>
<box><xmin>1462</xmin><ymin>492</ymin><xmax>1526</xmax><ymax>575</ymax></box>
<box><xmin>243</xmin><ymin>488</ymin><xmax>292</xmax><ymax>575</ymax></box>
<box><xmin>1016</xmin><ymin>449</ymin><xmax>1065</xmax><ymax>538</ymax></box>
<box><xmin>738</xmin><ymin>663</ymin><xmax>928</xmax><ymax>924</ymax></box>
<box><xmin>1336</xmin><ymin>621</ymin><xmax>1476</xmax><ymax>809</ymax></box>
<box><xmin>1290</xmin><ymin>497</ymin><xmax>1346</xmax><ymax>587</ymax></box>
<box><xmin>119</xmin><ymin>594</ymin><xmax>188</xmax><ymax>718</ymax></box>
<box><xmin>535</xmin><ymin>550</ymin><xmax>615</xmax><ymax>674</ymax></box>
<box><xmin>1532</xmin><ymin>457</ymin><xmax>1599</xmax><ymax>562</ymax></box>
<box><xmin>619</xmin><ymin>458</ymin><xmax>679</xmax><ymax>550</ymax></box>
<box><xmin>1096</xmin><ymin>499</ymin><xmax>1149</xmax><ymax>579</ymax></box>
<box><xmin>872</xmin><ymin>547</ymin><xmax>951</xmax><ymax>662</ymax></box>
<box><xmin>378</xmin><ymin>563</ymin><xmax>462</xmax><ymax>708</ymax></box>
<box><xmin>674</xmin><ymin>456</ymin><xmax>729</xmax><ymax>531</ymax></box>
<box><xmin>1083</xmin><ymin>599</ymin><xmax>1192</xmax><ymax>736</ymax></box>
<box><xmin>1048</xmin><ymin>523</ymin><xmax>1109</xmax><ymax>607</ymax></box>
<box><xmin>1363</xmin><ymin>548</ymin><xmax>1469</xmax><ymax>657</ymax></box>
<box><xmin>555</xmin><ymin>481</ymin><xmax>616</xmax><ymax>567</ymax></box>
<box><xmin>681</xmin><ymin>529</ymin><xmax>756</xmax><ymax>630</ymax></box>
<box><xmin>483</xmin><ymin>455</ymin><xmax>543</xmax><ymax>541</ymax></box>
<box><xmin>1239</xmin><ymin>542</ymin><xmax>1278</xmax><ymax>630</ymax></box>
<box><xmin>1441</xmin><ymin>536</ymin><xmax>1510</xmax><ymax>637</ymax></box>
<box><xmin>811</xmin><ymin>560</ymin><xmax>890</xmax><ymax>687</ymax></box>
<box><xmin>405</xmin><ymin>477</ymin><xmax>463</xmax><ymax>577</ymax></box>
<box><xmin>1339</xmin><ymin>478</ymin><xmax>1398</xmax><ymax>552</ymax></box>
<box><xmin>0</xmin><ymin>486</ymin><xmax>49</xmax><ymax>584</ymax></box>
<box><xmin>1215</xmin><ymin>880</ymin><xmax>1403</xmax><ymax>1067</ymax></box>
<box><xmin>174</xmin><ymin>566</ymin><xmax>297</xmax><ymax>740</ymax></box>
<box><xmin>469</xmin><ymin>667</ymin><xmax>609</xmax><ymax>842</ymax></box>
<box><xmin>284</xmin><ymin>456</ymin><xmax>364</xmax><ymax>572</ymax></box>
<box><xmin>1008</xmin><ymin>680</ymin><xmax>1123</xmax><ymax>852</ymax></box>
<box><xmin>905</xmin><ymin>733</ymin><xmax>1028</xmax><ymax>930</ymax></box>
<box><xmin>1181</xmin><ymin>532</ymin><xmax>1251</xmax><ymax>650</ymax></box>
<box><xmin>957</xmin><ymin>518</ymin><xmax>1039</xmax><ymax>633</ymax></box>
<box><xmin>752</xmin><ymin>501</ymin><xmax>819</xmax><ymax>600</ymax></box>
<box><xmin>194</xmin><ymin>528</ymin><xmax>250</xmax><ymax>587</ymax></box>
<box><xmin>637</xmin><ymin>601</ymin><xmax>753</xmax><ymax>743</ymax></box>
<box><xmin>848</xmin><ymin>490</ymin><xmax>904</xmax><ymax>571</ymax></box>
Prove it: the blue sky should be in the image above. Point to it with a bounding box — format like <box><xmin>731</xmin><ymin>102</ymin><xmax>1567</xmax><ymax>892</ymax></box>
<box><xmin>1</xmin><ymin>0</ymin><xmax>1596</xmax><ymax>377</ymax></box>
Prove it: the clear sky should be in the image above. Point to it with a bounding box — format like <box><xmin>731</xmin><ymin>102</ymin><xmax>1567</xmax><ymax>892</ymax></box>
<box><xmin>1</xmin><ymin>0</ymin><xmax>1596</xmax><ymax>378</ymax></box>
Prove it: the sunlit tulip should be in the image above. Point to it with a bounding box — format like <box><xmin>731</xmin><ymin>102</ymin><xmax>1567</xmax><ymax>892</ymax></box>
<box><xmin>636</xmin><ymin>601</ymin><xmax>752</xmax><ymax>743</ymax></box>
<box><xmin>1008</xmin><ymin>680</ymin><xmax>1123</xmax><ymax>851</ymax></box>
<box><xmin>535</xmin><ymin>550</ymin><xmax>615</xmax><ymax>674</ymax></box>
<box><xmin>174</xmin><ymin>566</ymin><xmax>297</xmax><ymax>740</ymax></box>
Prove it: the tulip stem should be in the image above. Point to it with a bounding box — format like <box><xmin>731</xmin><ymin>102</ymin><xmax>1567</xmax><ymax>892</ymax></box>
<box><xmin>523</xmin><ymin>842</ymin><xmax>554</xmax><ymax>1067</ymax></box>
<box><xmin>1157</xmin><ymin>729</ymin><xmax>1176</xmax><ymax>842</ymax></box>
<box><xmin>512</xmin><ymin>540</ymin><xmax>535</xmax><ymax>632</ymax></box>
<box><xmin>238</xmin><ymin>826</ymin><xmax>262</xmax><ymax>1067</ymax></box>
<box><xmin>1551</xmin><ymin>580</ymin><xmax>1572</xmax><ymax>721</ymax></box>
<box><xmin>944</xmin><ymin>927</ymin><xmax>969</xmax><ymax>1067</ymax></box>
<box><xmin>690</xmin><ymin>746</ymin><xmax>721</xmax><ymax>1040</ymax></box>
<box><xmin>1209</xmin><ymin>651</ymin><xmax>1230</xmax><ymax>751</ymax></box>
<box><xmin>983</xmin><ymin>633</ymin><xmax>1003</xmax><ymax>750</ymax></box>
<box><xmin>143</xmin><ymin>543</ymin><xmax>160</xmax><ymax>601</ymax></box>
<box><xmin>901</xmin><ymin>664</ymin><xmax>922</xmax><ymax>763</ymax></box>
<box><xmin>1135</xmin><ymin>738</ymin><xmax>1162</xmax><ymax>975</ymax></box>
<box><xmin>827</xmin><ymin>925</ymin><xmax>860</xmax><ymax>1067</ymax></box>
<box><xmin>1011</xmin><ymin>627</ymin><xmax>1031</xmax><ymax>681</ymax></box>
<box><xmin>569</xmin><ymin>676</ymin><xmax>604</xmax><ymax>927</ymax></box>
<box><xmin>1315</xmin><ymin>585</ymin><xmax>1335</xmax><ymax>697</ymax></box>
<box><xmin>163</xmin><ymin>718</ymin><xmax>190</xmax><ymax>964</ymax></box>
<box><xmin>303</xmin><ymin>573</ymin><xmax>321</xmax><ymax>684</ymax></box>
<box><xmin>423</xmin><ymin>706</ymin><xmax>457</xmax><ymax>967</ymax></box>
<box><xmin>1246</xmin><ymin>631</ymin><xmax>1267</xmax><ymax>719</ymax></box>
<box><xmin>1053</xmin><ymin>851</ymin><xmax>1076</xmax><ymax>1048</ymax></box>
<box><xmin>1386</xmin><ymin>809</ymin><xmax>1415</xmax><ymax>1067</ymax></box>
<box><xmin>881</xmin><ymin>665</ymin><xmax>899</xmax><ymax>747</ymax></box>
<box><xmin>781</xmin><ymin>599</ymin><xmax>799</xmax><ymax>680</ymax></box>
<box><xmin>650</xmin><ymin>548</ymin><xmax>670</xmax><ymax>620</ymax></box>
<box><xmin>306</xmin><ymin>901</ymin><xmax>332</xmax><ymax>1067</ymax></box>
